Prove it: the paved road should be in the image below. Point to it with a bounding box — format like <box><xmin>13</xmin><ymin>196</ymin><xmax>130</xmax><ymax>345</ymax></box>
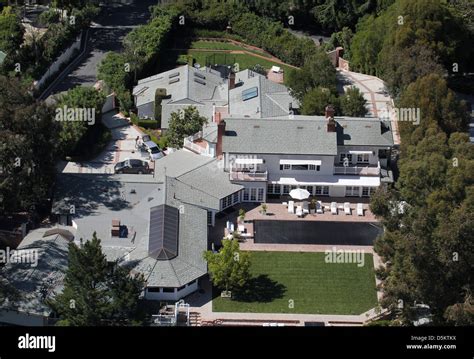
<box><xmin>48</xmin><ymin>0</ymin><xmax>156</xmax><ymax>97</ymax></box>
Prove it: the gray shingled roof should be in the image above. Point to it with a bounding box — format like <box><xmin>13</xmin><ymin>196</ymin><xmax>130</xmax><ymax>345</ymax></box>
<box><xmin>0</xmin><ymin>229</ymin><xmax>71</xmax><ymax>317</ymax></box>
<box><xmin>133</xmin><ymin>65</ymin><xmax>228</xmax><ymax>128</ymax></box>
<box><xmin>50</xmin><ymin>172</ymin><xmax>208</xmax><ymax>289</ymax></box>
<box><xmin>222</xmin><ymin>118</ymin><xmax>338</xmax><ymax>155</ymax></box>
<box><xmin>228</xmin><ymin>70</ymin><xmax>299</xmax><ymax>119</ymax></box>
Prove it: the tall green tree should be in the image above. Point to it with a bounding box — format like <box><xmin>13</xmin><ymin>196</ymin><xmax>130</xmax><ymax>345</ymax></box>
<box><xmin>0</xmin><ymin>76</ymin><xmax>58</xmax><ymax>215</ymax></box>
<box><xmin>301</xmin><ymin>87</ymin><xmax>339</xmax><ymax>116</ymax></box>
<box><xmin>340</xmin><ymin>86</ymin><xmax>367</xmax><ymax>117</ymax></box>
<box><xmin>204</xmin><ymin>239</ymin><xmax>251</xmax><ymax>293</ymax></box>
<box><xmin>49</xmin><ymin>232</ymin><xmax>144</xmax><ymax>326</ymax></box>
<box><xmin>167</xmin><ymin>106</ymin><xmax>207</xmax><ymax>149</ymax></box>
<box><xmin>55</xmin><ymin>86</ymin><xmax>106</xmax><ymax>156</ymax></box>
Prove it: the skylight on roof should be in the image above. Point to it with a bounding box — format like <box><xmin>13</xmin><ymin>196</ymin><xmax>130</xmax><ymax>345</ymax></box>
<box><xmin>169</xmin><ymin>72</ymin><xmax>179</xmax><ymax>78</ymax></box>
<box><xmin>242</xmin><ymin>86</ymin><xmax>258</xmax><ymax>101</ymax></box>
<box><xmin>194</xmin><ymin>78</ymin><xmax>206</xmax><ymax>85</ymax></box>
<box><xmin>169</xmin><ymin>78</ymin><xmax>180</xmax><ymax>84</ymax></box>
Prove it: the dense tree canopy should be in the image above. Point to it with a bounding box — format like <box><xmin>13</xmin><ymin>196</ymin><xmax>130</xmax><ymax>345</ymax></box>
<box><xmin>204</xmin><ymin>239</ymin><xmax>251</xmax><ymax>293</ymax></box>
<box><xmin>49</xmin><ymin>232</ymin><xmax>145</xmax><ymax>326</ymax></box>
<box><xmin>167</xmin><ymin>106</ymin><xmax>208</xmax><ymax>149</ymax></box>
<box><xmin>0</xmin><ymin>76</ymin><xmax>58</xmax><ymax>215</ymax></box>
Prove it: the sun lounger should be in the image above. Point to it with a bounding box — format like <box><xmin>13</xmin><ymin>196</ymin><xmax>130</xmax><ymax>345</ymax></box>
<box><xmin>302</xmin><ymin>201</ymin><xmax>309</xmax><ymax>214</ymax></box>
<box><xmin>344</xmin><ymin>202</ymin><xmax>351</xmax><ymax>215</ymax></box>
<box><xmin>296</xmin><ymin>205</ymin><xmax>303</xmax><ymax>217</ymax></box>
<box><xmin>316</xmin><ymin>201</ymin><xmax>323</xmax><ymax>214</ymax></box>
<box><xmin>357</xmin><ymin>203</ymin><xmax>364</xmax><ymax>216</ymax></box>
<box><xmin>288</xmin><ymin>200</ymin><xmax>295</xmax><ymax>213</ymax></box>
<box><xmin>331</xmin><ymin>202</ymin><xmax>337</xmax><ymax>215</ymax></box>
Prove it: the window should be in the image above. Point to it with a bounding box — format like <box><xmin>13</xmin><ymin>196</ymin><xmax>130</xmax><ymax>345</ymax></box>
<box><xmin>346</xmin><ymin>186</ymin><xmax>360</xmax><ymax>197</ymax></box>
<box><xmin>177</xmin><ymin>285</ymin><xmax>186</xmax><ymax>291</ymax></box>
<box><xmin>267</xmin><ymin>184</ymin><xmax>274</xmax><ymax>194</ymax></box>
<box><xmin>274</xmin><ymin>185</ymin><xmax>281</xmax><ymax>194</ymax></box>
<box><xmin>307</xmin><ymin>186</ymin><xmax>314</xmax><ymax>195</ymax></box>
<box><xmin>315</xmin><ymin>186</ymin><xmax>329</xmax><ymax>196</ymax></box>
<box><xmin>242</xmin><ymin>86</ymin><xmax>259</xmax><ymax>101</ymax></box>
<box><xmin>147</xmin><ymin>287</ymin><xmax>160</xmax><ymax>293</ymax></box>
<box><xmin>257</xmin><ymin>188</ymin><xmax>264</xmax><ymax>202</ymax></box>
<box><xmin>357</xmin><ymin>154</ymin><xmax>370</xmax><ymax>163</ymax></box>
<box><xmin>250</xmin><ymin>188</ymin><xmax>257</xmax><ymax>201</ymax></box>
<box><xmin>280</xmin><ymin>164</ymin><xmax>291</xmax><ymax>170</ymax></box>
<box><xmin>339</xmin><ymin>153</ymin><xmax>352</xmax><ymax>164</ymax></box>
<box><xmin>362</xmin><ymin>187</ymin><xmax>375</xmax><ymax>197</ymax></box>
<box><xmin>207</xmin><ymin>211</ymin><xmax>212</xmax><ymax>225</ymax></box>
<box><xmin>232</xmin><ymin>192</ymin><xmax>239</xmax><ymax>204</ymax></box>
<box><xmin>309</xmin><ymin>164</ymin><xmax>316</xmax><ymax>170</ymax></box>
<box><xmin>283</xmin><ymin>185</ymin><xmax>290</xmax><ymax>194</ymax></box>
<box><xmin>243</xmin><ymin>188</ymin><xmax>250</xmax><ymax>201</ymax></box>
<box><xmin>292</xmin><ymin>164</ymin><xmax>308</xmax><ymax>170</ymax></box>
<box><xmin>162</xmin><ymin>288</ymin><xmax>175</xmax><ymax>293</ymax></box>
<box><xmin>290</xmin><ymin>185</ymin><xmax>297</xmax><ymax>191</ymax></box>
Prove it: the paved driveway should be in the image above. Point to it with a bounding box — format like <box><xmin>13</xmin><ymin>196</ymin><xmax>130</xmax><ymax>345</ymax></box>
<box><xmin>58</xmin><ymin>111</ymin><xmax>152</xmax><ymax>174</ymax></box>
<box><xmin>337</xmin><ymin>70</ymin><xmax>400</xmax><ymax>145</ymax></box>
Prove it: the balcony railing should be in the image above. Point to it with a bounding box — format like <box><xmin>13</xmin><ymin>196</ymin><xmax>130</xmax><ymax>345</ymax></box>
<box><xmin>230</xmin><ymin>170</ymin><xmax>268</xmax><ymax>181</ymax></box>
<box><xmin>334</xmin><ymin>162</ymin><xmax>380</xmax><ymax>176</ymax></box>
<box><xmin>183</xmin><ymin>132</ymin><xmax>214</xmax><ymax>157</ymax></box>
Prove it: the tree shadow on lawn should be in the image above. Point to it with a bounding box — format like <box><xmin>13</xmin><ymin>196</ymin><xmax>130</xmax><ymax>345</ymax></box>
<box><xmin>233</xmin><ymin>275</ymin><xmax>287</xmax><ymax>303</ymax></box>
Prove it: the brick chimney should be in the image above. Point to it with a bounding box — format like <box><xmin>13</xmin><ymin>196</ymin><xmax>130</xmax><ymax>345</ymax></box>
<box><xmin>325</xmin><ymin>105</ymin><xmax>336</xmax><ymax>132</ymax></box>
<box><xmin>214</xmin><ymin>111</ymin><xmax>222</xmax><ymax>124</ymax></box>
<box><xmin>229</xmin><ymin>72</ymin><xmax>236</xmax><ymax>90</ymax></box>
<box><xmin>216</xmin><ymin>120</ymin><xmax>226</xmax><ymax>159</ymax></box>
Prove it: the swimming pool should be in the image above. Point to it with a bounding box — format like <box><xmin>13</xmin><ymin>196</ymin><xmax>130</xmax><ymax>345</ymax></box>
<box><xmin>253</xmin><ymin>220</ymin><xmax>382</xmax><ymax>246</ymax></box>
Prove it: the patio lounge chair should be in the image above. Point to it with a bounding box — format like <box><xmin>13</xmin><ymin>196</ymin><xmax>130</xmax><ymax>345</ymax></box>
<box><xmin>357</xmin><ymin>203</ymin><xmax>364</xmax><ymax>216</ymax></box>
<box><xmin>296</xmin><ymin>205</ymin><xmax>303</xmax><ymax>217</ymax></box>
<box><xmin>331</xmin><ymin>202</ymin><xmax>338</xmax><ymax>215</ymax></box>
<box><xmin>344</xmin><ymin>202</ymin><xmax>351</xmax><ymax>215</ymax></box>
<box><xmin>288</xmin><ymin>200</ymin><xmax>295</xmax><ymax>213</ymax></box>
<box><xmin>316</xmin><ymin>201</ymin><xmax>323</xmax><ymax>214</ymax></box>
<box><xmin>302</xmin><ymin>201</ymin><xmax>309</xmax><ymax>214</ymax></box>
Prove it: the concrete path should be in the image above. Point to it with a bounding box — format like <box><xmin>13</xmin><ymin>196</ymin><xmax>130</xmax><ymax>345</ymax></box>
<box><xmin>58</xmin><ymin>111</ymin><xmax>151</xmax><ymax>174</ymax></box>
<box><xmin>337</xmin><ymin>70</ymin><xmax>400</xmax><ymax>145</ymax></box>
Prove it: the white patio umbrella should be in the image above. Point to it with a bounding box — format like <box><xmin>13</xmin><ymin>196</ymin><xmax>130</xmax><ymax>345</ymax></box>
<box><xmin>289</xmin><ymin>188</ymin><xmax>310</xmax><ymax>200</ymax></box>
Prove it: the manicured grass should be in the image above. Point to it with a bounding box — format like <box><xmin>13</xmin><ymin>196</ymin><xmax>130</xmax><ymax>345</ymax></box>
<box><xmin>190</xmin><ymin>40</ymin><xmax>272</xmax><ymax>58</ymax></box>
<box><xmin>213</xmin><ymin>251</ymin><xmax>378</xmax><ymax>315</ymax></box>
<box><xmin>187</xmin><ymin>50</ymin><xmax>293</xmax><ymax>73</ymax></box>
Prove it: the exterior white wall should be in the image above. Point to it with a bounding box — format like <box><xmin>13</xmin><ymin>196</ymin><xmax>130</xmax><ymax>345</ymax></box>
<box><xmin>0</xmin><ymin>310</ymin><xmax>47</xmax><ymax>326</ymax></box>
<box><xmin>329</xmin><ymin>186</ymin><xmax>346</xmax><ymax>197</ymax></box>
<box><xmin>225</xmin><ymin>153</ymin><xmax>335</xmax><ymax>176</ymax></box>
<box><xmin>336</xmin><ymin>146</ymin><xmax>390</xmax><ymax>166</ymax></box>
<box><xmin>34</xmin><ymin>34</ymin><xmax>82</xmax><ymax>91</ymax></box>
<box><xmin>102</xmin><ymin>94</ymin><xmax>116</xmax><ymax>113</ymax></box>
<box><xmin>235</xmin><ymin>181</ymin><xmax>266</xmax><ymax>202</ymax></box>
<box><xmin>144</xmin><ymin>280</ymin><xmax>199</xmax><ymax>301</ymax></box>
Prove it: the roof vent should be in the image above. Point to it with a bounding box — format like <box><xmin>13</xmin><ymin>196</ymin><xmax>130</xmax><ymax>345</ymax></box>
<box><xmin>253</xmin><ymin>125</ymin><xmax>260</xmax><ymax>129</ymax></box>
<box><xmin>297</xmin><ymin>126</ymin><xmax>304</xmax><ymax>129</ymax></box>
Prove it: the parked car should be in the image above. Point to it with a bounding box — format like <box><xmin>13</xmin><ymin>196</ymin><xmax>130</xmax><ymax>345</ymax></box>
<box><xmin>143</xmin><ymin>140</ymin><xmax>164</xmax><ymax>161</ymax></box>
<box><xmin>114</xmin><ymin>159</ymin><xmax>151</xmax><ymax>174</ymax></box>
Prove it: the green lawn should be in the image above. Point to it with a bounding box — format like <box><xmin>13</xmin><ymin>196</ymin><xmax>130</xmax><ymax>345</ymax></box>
<box><xmin>190</xmin><ymin>40</ymin><xmax>272</xmax><ymax>58</ymax></box>
<box><xmin>213</xmin><ymin>251</ymin><xmax>378</xmax><ymax>315</ymax></box>
<box><xmin>187</xmin><ymin>50</ymin><xmax>294</xmax><ymax>73</ymax></box>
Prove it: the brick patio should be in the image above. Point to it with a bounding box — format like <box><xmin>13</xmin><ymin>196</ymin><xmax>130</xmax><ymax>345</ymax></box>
<box><xmin>246</xmin><ymin>200</ymin><xmax>377</xmax><ymax>223</ymax></box>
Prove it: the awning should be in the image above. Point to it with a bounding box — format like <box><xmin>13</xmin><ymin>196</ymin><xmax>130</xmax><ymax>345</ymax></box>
<box><xmin>348</xmin><ymin>150</ymin><xmax>372</xmax><ymax>155</ymax></box>
<box><xmin>271</xmin><ymin>175</ymin><xmax>380</xmax><ymax>187</ymax></box>
<box><xmin>235</xmin><ymin>158</ymin><xmax>263</xmax><ymax>165</ymax></box>
<box><xmin>279</xmin><ymin>159</ymin><xmax>322</xmax><ymax>166</ymax></box>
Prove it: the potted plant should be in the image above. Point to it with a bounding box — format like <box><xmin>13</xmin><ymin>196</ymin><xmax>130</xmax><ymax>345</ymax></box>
<box><xmin>260</xmin><ymin>203</ymin><xmax>267</xmax><ymax>215</ymax></box>
<box><xmin>310</xmin><ymin>199</ymin><xmax>317</xmax><ymax>214</ymax></box>
<box><xmin>238</xmin><ymin>208</ymin><xmax>246</xmax><ymax>223</ymax></box>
